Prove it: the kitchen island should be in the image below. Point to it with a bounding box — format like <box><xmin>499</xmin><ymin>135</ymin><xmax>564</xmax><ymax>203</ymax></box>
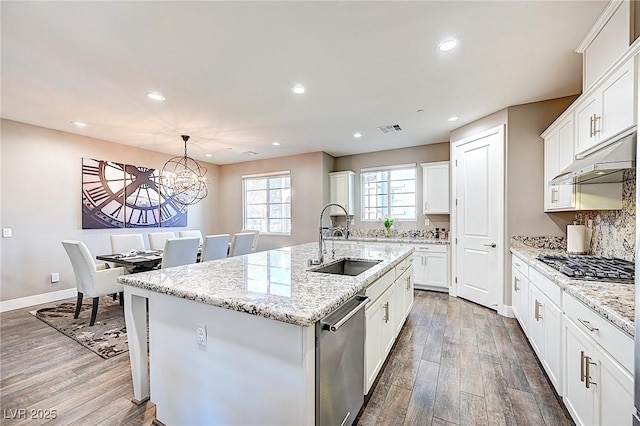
<box><xmin>119</xmin><ymin>241</ymin><xmax>413</xmax><ymax>426</ymax></box>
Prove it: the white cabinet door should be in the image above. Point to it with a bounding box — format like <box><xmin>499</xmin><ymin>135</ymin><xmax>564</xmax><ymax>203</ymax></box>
<box><xmin>563</xmin><ymin>316</ymin><xmax>596</xmax><ymax>426</ymax></box>
<box><xmin>364</xmin><ymin>299</ymin><xmax>384</xmax><ymax>393</ymax></box>
<box><xmin>563</xmin><ymin>314</ymin><xmax>634</xmax><ymax>426</ymax></box>
<box><xmin>575</xmin><ymin>56</ymin><xmax>636</xmax><ymax>156</ymax></box>
<box><xmin>575</xmin><ymin>94</ymin><xmax>600</xmax><ymax>155</ymax></box>
<box><xmin>544</xmin><ymin>132</ymin><xmax>560</xmax><ymax>211</ymax></box>
<box><xmin>328</xmin><ymin>171</ymin><xmax>355</xmax><ymax>215</ymax></box>
<box><xmin>599</xmin><ymin>57</ymin><xmax>635</xmax><ymax>142</ymax></box>
<box><xmin>421</xmin><ymin>162</ymin><xmax>450</xmax><ymax>214</ymax></box>
<box><xmin>596</xmin><ymin>345</ymin><xmax>634</xmax><ymax>426</ymax></box>
<box><xmin>511</xmin><ymin>267</ymin><xmax>529</xmax><ymax>335</ymax></box>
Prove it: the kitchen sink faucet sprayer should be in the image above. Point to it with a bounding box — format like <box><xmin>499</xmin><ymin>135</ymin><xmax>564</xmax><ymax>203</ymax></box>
<box><xmin>310</xmin><ymin>203</ymin><xmax>350</xmax><ymax>266</ymax></box>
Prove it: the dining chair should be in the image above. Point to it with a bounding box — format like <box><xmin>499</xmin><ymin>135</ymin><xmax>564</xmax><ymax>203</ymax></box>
<box><xmin>161</xmin><ymin>237</ymin><xmax>200</xmax><ymax>269</ymax></box>
<box><xmin>201</xmin><ymin>234</ymin><xmax>230</xmax><ymax>262</ymax></box>
<box><xmin>62</xmin><ymin>240</ymin><xmax>127</xmax><ymax>326</ymax></box>
<box><xmin>148</xmin><ymin>231</ymin><xmax>176</xmax><ymax>250</ymax></box>
<box><xmin>179</xmin><ymin>230</ymin><xmax>204</xmax><ymax>246</ymax></box>
<box><xmin>229</xmin><ymin>232</ymin><xmax>255</xmax><ymax>257</ymax></box>
<box><xmin>240</xmin><ymin>229</ymin><xmax>260</xmax><ymax>252</ymax></box>
<box><xmin>110</xmin><ymin>233</ymin><xmax>145</xmax><ymax>254</ymax></box>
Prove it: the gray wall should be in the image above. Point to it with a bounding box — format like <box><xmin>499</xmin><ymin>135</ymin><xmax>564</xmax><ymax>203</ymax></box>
<box><xmin>217</xmin><ymin>151</ymin><xmax>329</xmax><ymax>251</ymax></box>
<box><xmin>1</xmin><ymin>119</ymin><xmax>220</xmax><ymax>302</ymax></box>
<box><xmin>334</xmin><ymin>143</ymin><xmax>450</xmax><ymax>232</ymax></box>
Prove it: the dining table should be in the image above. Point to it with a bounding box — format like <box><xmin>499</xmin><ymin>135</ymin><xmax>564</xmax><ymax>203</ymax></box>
<box><xmin>96</xmin><ymin>250</ymin><xmax>163</xmax><ymax>273</ymax></box>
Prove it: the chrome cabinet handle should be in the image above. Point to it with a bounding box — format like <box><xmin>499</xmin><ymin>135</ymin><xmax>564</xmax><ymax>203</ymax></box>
<box><xmin>484</xmin><ymin>243</ymin><xmax>497</xmax><ymax>248</ymax></box>
<box><xmin>514</xmin><ymin>261</ymin><xmax>521</xmax><ymax>268</ymax></box>
<box><xmin>589</xmin><ymin>115</ymin><xmax>594</xmax><ymax>137</ymax></box>
<box><xmin>406</xmin><ymin>276</ymin><xmax>411</xmax><ymax>291</ymax></box>
<box><xmin>534</xmin><ymin>300</ymin><xmax>543</xmax><ymax>321</ymax></box>
<box><xmin>580</xmin><ymin>351</ymin><xmax>586</xmax><ymax>382</ymax></box>
<box><xmin>585</xmin><ymin>355</ymin><xmax>597</xmax><ymax>388</ymax></box>
<box><xmin>577</xmin><ymin>318</ymin><xmax>599</xmax><ymax>332</ymax></box>
<box><xmin>593</xmin><ymin>114</ymin><xmax>600</xmax><ymax>135</ymax></box>
<box><xmin>514</xmin><ymin>277</ymin><xmax>520</xmax><ymax>292</ymax></box>
<box><xmin>383</xmin><ymin>301</ymin><xmax>390</xmax><ymax>323</ymax></box>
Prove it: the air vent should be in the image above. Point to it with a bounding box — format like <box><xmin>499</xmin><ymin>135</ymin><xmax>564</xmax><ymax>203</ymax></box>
<box><xmin>377</xmin><ymin>124</ymin><xmax>402</xmax><ymax>134</ymax></box>
<box><xmin>243</xmin><ymin>151</ymin><xmax>258</xmax><ymax>156</ymax></box>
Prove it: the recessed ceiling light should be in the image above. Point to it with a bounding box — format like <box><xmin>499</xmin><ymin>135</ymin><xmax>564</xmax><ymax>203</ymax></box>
<box><xmin>71</xmin><ymin>121</ymin><xmax>87</xmax><ymax>127</ymax></box>
<box><xmin>291</xmin><ymin>84</ymin><xmax>306</xmax><ymax>94</ymax></box>
<box><xmin>146</xmin><ymin>92</ymin><xmax>166</xmax><ymax>101</ymax></box>
<box><xmin>447</xmin><ymin>116</ymin><xmax>459</xmax><ymax>122</ymax></box>
<box><xmin>205</xmin><ymin>153</ymin><xmax>213</xmax><ymax>158</ymax></box>
<box><xmin>438</xmin><ymin>38</ymin><xmax>458</xmax><ymax>52</ymax></box>
<box><xmin>353</xmin><ymin>133</ymin><xmax>362</xmax><ymax>138</ymax></box>
<box><xmin>417</xmin><ymin>109</ymin><xmax>424</xmax><ymax>113</ymax></box>
<box><xmin>272</xmin><ymin>141</ymin><xmax>281</xmax><ymax>146</ymax></box>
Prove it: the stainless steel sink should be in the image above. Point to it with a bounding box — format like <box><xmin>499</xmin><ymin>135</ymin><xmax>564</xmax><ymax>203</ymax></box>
<box><xmin>310</xmin><ymin>258</ymin><xmax>381</xmax><ymax>276</ymax></box>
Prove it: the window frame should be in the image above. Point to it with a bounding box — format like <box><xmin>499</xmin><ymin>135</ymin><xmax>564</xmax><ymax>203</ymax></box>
<box><xmin>242</xmin><ymin>170</ymin><xmax>292</xmax><ymax>236</ymax></box>
<box><xmin>360</xmin><ymin>163</ymin><xmax>417</xmax><ymax>222</ymax></box>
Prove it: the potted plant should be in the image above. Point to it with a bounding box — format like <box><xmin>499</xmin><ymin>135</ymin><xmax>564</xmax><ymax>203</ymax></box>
<box><xmin>383</xmin><ymin>217</ymin><xmax>393</xmax><ymax>237</ymax></box>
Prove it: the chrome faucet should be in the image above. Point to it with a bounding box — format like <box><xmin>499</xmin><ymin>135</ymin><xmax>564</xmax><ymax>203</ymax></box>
<box><xmin>310</xmin><ymin>203</ymin><xmax>350</xmax><ymax>265</ymax></box>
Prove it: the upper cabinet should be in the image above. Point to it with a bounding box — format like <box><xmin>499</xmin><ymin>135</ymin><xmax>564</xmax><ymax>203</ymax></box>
<box><xmin>328</xmin><ymin>171</ymin><xmax>355</xmax><ymax>216</ymax></box>
<box><xmin>574</xmin><ymin>56</ymin><xmax>636</xmax><ymax>156</ymax></box>
<box><xmin>577</xmin><ymin>0</ymin><xmax>632</xmax><ymax>91</ymax></box>
<box><xmin>543</xmin><ymin>121</ymin><xmax>575</xmax><ymax>211</ymax></box>
<box><xmin>420</xmin><ymin>162</ymin><xmax>450</xmax><ymax>214</ymax></box>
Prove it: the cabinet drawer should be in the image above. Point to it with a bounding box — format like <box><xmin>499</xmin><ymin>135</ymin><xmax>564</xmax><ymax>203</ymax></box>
<box><xmin>563</xmin><ymin>293</ymin><xmax>633</xmax><ymax>373</ymax></box>
<box><xmin>529</xmin><ymin>268</ymin><xmax>561</xmax><ymax>306</ymax></box>
<box><xmin>365</xmin><ymin>269</ymin><xmax>395</xmax><ymax>305</ymax></box>
<box><xmin>394</xmin><ymin>256</ymin><xmax>412</xmax><ymax>280</ymax></box>
<box><xmin>511</xmin><ymin>255</ymin><xmax>529</xmax><ymax>277</ymax></box>
<box><xmin>414</xmin><ymin>244</ymin><xmax>447</xmax><ymax>253</ymax></box>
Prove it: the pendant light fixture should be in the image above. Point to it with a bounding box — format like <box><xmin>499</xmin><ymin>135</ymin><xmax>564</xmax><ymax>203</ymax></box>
<box><xmin>161</xmin><ymin>135</ymin><xmax>208</xmax><ymax>206</ymax></box>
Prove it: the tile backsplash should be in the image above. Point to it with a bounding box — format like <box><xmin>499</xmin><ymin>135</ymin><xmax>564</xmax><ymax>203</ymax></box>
<box><xmin>575</xmin><ymin>170</ymin><xmax>636</xmax><ymax>262</ymax></box>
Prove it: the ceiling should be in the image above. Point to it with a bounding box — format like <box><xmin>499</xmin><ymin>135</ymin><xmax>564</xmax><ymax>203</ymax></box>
<box><xmin>1</xmin><ymin>1</ymin><xmax>607</xmax><ymax>165</ymax></box>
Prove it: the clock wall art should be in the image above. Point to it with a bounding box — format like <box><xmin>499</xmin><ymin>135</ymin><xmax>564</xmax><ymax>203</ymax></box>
<box><xmin>82</xmin><ymin>158</ymin><xmax>187</xmax><ymax>229</ymax></box>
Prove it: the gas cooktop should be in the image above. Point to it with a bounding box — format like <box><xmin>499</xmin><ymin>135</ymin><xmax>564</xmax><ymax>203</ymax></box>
<box><xmin>536</xmin><ymin>254</ymin><xmax>635</xmax><ymax>283</ymax></box>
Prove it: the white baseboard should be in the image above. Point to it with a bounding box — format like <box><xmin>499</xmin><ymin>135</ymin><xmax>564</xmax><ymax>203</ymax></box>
<box><xmin>0</xmin><ymin>288</ymin><xmax>77</xmax><ymax>313</ymax></box>
<box><xmin>499</xmin><ymin>304</ymin><xmax>515</xmax><ymax>318</ymax></box>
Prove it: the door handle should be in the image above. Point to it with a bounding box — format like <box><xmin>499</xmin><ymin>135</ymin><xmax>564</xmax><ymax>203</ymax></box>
<box><xmin>484</xmin><ymin>243</ymin><xmax>497</xmax><ymax>248</ymax></box>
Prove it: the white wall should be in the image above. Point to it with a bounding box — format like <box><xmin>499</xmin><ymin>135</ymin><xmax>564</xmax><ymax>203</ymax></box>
<box><xmin>0</xmin><ymin>119</ymin><xmax>220</xmax><ymax>303</ymax></box>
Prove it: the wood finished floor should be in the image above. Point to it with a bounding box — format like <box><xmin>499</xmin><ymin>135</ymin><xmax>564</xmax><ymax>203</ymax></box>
<box><xmin>0</xmin><ymin>291</ymin><xmax>573</xmax><ymax>425</ymax></box>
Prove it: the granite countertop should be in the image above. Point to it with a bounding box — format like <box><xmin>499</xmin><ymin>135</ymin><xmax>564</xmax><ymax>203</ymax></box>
<box><xmin>510</xmin><ymin>243</ymin><xmax>634</xmax><ymax>337</ymax></box>
<box><xmin>119</xmin><ymin>242</ymin><xmax>413</xmax><ymax>327</ymax></box>
<box><xmin>326</xmin><ymin>236</ymin><xmax>450</xmax><ymax>245</ymax></box>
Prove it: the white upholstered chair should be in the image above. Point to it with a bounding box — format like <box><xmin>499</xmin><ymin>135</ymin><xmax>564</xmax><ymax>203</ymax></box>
<box><xmin>201</xmin><ymin>234</ymin><xmax>230</xmax><ymax>262</ymax></box>
<box><xmin>110</xmin><ymin>233</ymin><xmax>145</xmax><ymax>254</ymax></box>
<box><xmin>62</xmin><ymin>240</ymin><xmax>127</xmax><ymax>326</ymax></box>
<box><xmin>240</xmin><ymin>229</ymin><xmax>260</xmax><ymax>252</ymax></box>
<box><xmin>229</xmin><ymin>232</ymin><xmax>255</xmax><ymax>257</ymax></box>
<box><xmin>161</xmin><ymin>237</ymin><xmax>200</xmax><ymax>269</ymax></box>
<box><xmin>178</xmin><ymin>230</ymin><xmax>204</xmax><ymax>246</ymax></box>
<box><xmin>148</xmin><ymin>231</ymin><xmax>176</xmax><ymax>250</ymax></box>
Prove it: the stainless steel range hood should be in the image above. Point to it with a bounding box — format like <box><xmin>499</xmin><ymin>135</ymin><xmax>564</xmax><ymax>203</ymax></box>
<box><xmin>550</xmin><ymin>128</ymin><xmax>636</xmax><ymax>185</ymax></box>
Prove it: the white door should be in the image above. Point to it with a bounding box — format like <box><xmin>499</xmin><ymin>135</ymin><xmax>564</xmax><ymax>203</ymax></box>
<box><xmin>452</xmin><ymin>125</ymin><xmax>504</xmax><ymax>310</ymax></box>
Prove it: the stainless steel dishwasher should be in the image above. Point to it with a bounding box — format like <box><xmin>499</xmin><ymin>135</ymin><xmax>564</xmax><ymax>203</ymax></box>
<box><xmin>316</xmin><ymin>294</ymin><xmax>369</xmax><ymax>426</ymax></box>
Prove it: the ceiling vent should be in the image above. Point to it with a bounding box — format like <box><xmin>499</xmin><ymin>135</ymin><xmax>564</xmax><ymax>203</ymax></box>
<box><xmin>377</xmin><ymin>124</ymin><xmax>402</xmax><ymax>134</ymax></box>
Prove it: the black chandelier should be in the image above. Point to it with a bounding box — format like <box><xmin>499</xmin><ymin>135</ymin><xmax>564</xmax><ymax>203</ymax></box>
<box><xmin>160</xmin><ymin>135</ymin><xmax>208</xmax><ymax>206</ymax></box>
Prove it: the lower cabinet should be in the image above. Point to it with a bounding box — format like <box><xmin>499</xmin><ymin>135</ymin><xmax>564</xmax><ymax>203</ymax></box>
<box><xmin>528</xmin><ymin>282</ymin><xmax>563</xmax><ymax>392</ymax></box>
<box><xmin>364</xmin><ymin>259</ymin><xmax>413</xmax><ymax>394</ymax></box>
<box><xmin>412</xmin><ymin>245</ymin><xmax>449</xmax><ymax>291</ymax></box>
<box><xmin>563</xmin><ymin>313</ymin><xmax>633</xmax><ymax>426</ymax></box>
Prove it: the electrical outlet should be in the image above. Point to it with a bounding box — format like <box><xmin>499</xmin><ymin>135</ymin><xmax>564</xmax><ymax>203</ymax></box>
<box><xmin>51</xmin><ymin>273</ymin><xmax>60</xmax><ymax>283</ymax></box>
<box><xmin>2</xmin><ymin>228</ymin><xmax>12</xmax><ymax>238</ymax></box>
<box><xmin>350</xmin><ymin>218</ymin><xmax>354</xmax><ymax>225</ymax></box>
<box><xmin>424</xmin><ymin>218</ymin><xmax>430</xmax><ymax>226</ymax></box>
<box><xmin>196</xmin><ymin>324</ymin><xmax>207</xmax><ymax>348</ymax></box>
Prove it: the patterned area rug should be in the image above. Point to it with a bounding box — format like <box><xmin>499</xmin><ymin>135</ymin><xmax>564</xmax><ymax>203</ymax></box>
<box><xmin>31</xmin><ymin>295</ymin><xmax>128</xmax><ymax>359</ymax></box>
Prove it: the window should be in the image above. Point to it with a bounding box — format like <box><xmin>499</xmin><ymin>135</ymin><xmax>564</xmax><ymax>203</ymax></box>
<box><xmin>243</xmin><ymin>171</ymin><xmax>291</xmax><ymax>234</ymax></box>
<box><xmin>361</xmin><ymin>164</ymin><xmax>416</xmax><ymax>221</ymax></box>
